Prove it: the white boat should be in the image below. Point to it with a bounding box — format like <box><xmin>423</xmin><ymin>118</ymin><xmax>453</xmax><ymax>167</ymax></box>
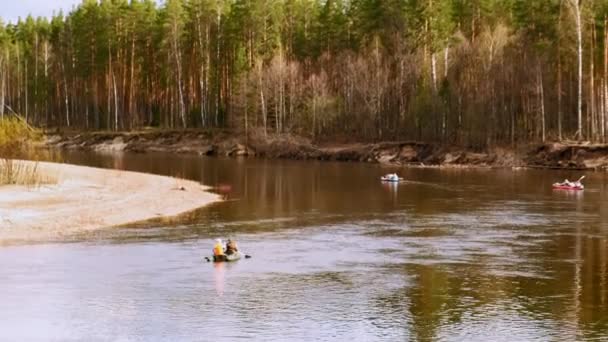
<box><xmin>381</xmin><ymin>174</ymin><xmax>402</xmax><ymax>182</ymax></box>
<box><xmin>210</xmin><ymin>251</ymin><xmax>244</xmax><ymax>262</ymax></box>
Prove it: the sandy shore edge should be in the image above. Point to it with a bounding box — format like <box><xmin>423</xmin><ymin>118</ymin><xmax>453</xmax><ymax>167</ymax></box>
<box><xmin>0</xmin><ymin>160</ymin><xmax>221</xmax><ymax>244</ymax></box>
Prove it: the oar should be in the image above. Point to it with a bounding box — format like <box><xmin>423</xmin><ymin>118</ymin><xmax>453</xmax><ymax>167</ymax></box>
<box><xmin>576</xmin><ymin>175</ymin><xmax>586</xmax><ymax>183</ymax></box>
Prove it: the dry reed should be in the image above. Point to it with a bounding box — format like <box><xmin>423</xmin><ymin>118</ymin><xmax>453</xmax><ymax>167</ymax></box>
<box><xmin>0</xmin><ymin>160</ymin><xmax>57</xmax><ymax>187</ymax></box>
<box><xmin>0</xmin><ymin>116</ymin><xmax>54</xmax><ymax>186</ymax></box>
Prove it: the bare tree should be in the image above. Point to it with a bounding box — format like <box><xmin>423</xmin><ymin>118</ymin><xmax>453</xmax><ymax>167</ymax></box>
<box><xmin>0</xmin><ymin>50</ymin><xmax>5</xmax><ymax>118</ymax></box>
<box><xmin>567</xmin><ymin>0</ymin><xmax>583</xmax><ymax>139</ymax></box>
<box><xmin>307</xmin><ymin>71</ymin><xmax>333</xmax><ymax>138</ymax></box>
<box><xmin>257</xmin><ymin>60</ymin><xmax>267</xmax><ymax>137</ymax></box>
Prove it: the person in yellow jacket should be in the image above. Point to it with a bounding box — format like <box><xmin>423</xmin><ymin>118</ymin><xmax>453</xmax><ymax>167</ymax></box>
<box><xmin>213</xmin><ymin>239</ymin><xmax>225</xmax><ymax>261</ymax></box>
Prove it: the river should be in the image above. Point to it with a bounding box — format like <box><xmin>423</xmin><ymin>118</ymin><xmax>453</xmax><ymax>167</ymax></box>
<box><xmin>1</xmin><ymin>151</ymin><xmax>608</xmax><ymax>341</ymax></box>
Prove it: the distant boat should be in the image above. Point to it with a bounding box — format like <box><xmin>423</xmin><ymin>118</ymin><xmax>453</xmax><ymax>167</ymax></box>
<box><xmin>381</xmin><ymin>174</ymin><xmax>403</xmax><ymax>182</ymax></box>
<box><xmin>205</xmin><ymin>252</ymin><xmax>251</xmax><ymax>262</ymax></box>
<box><xmin>212</xmin><ymin>252</ymin><xmax>243</xmax><ymax>262</ymax></box>
<box><xmin>552</xmin><ymin>176</ymin><xmax>585</xmax><ymax>191</ymax></box>
<box><xmin>552</xmin><ymin>183</ymin><xmax>584</xmax><ymax>191</ymax></box>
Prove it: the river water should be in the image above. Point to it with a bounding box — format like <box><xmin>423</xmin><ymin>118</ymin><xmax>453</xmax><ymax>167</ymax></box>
<box><xmin>2</xmin><ymin>151</ymin><xmax>608</xmax><ymax>341</ymax></box>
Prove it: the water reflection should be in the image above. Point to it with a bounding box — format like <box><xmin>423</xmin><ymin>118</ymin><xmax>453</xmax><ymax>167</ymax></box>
<box><xmin>214</xmin><ymin>262</ymin><xmax>225</xmax><ymax>297</ymax></box>
<box><xmin>381</xmin><ymin>181</ymin><xmax>399</xmax><ymax>204</ymax></box>
<box><xmin>552</xmin><ymin>188</ymin><xmax>584</xmax><ymax>200</ymax></box>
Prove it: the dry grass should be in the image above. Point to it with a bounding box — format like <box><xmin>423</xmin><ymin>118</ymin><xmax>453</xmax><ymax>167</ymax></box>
<box><xmin>0</xmin><ymin>116</ymin><xmax>53</xmax><ymax>187</ymax></box>
<box><xmin>0</xmin><ymin>116</ymin><xmax>40</xmax><ymax>150</ymax></box>
<box><xmin>0</xmin><ymin>160</ymin><xmax>57</xmax><ymax>187</ymax></box>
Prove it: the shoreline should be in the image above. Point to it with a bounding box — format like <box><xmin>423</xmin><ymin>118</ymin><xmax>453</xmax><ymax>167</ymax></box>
<box><xmin>0</xmin><ymin>160</ymin><xmax>221</xmax><ymax>245</ymax></box>
<box><xmin>45</xmin><ymin>130</ymin><xmax>608</xmax><ymax>171</ymax></box>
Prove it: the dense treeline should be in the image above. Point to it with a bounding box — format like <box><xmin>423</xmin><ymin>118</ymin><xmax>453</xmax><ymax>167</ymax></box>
<box><xmin>1</xmin><ymin>0</ymin><xmax>608</xmax><ymax>147</ymax></box>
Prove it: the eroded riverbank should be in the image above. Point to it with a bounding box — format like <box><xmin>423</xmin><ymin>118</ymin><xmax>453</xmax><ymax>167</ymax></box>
<box><xmin>45</xmin><ymin>130</ymin><xmax>608</xmax><ymax>170</ymax></box>
<box><xmin>0</xmin><ymin>160</ymin><xmax>220</xmax><ymax>244</ymax></box>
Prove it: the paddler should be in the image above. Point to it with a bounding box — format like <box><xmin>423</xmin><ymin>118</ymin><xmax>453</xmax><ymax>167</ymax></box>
<box><xmin>225</xmin><ymin>239</ymin><xmax>239</xmax><ymax>255</ymax></box>
<box><xmin>561</xmin><ymin>179</ymin><xmax>574</xmax><ymax>187</ymax></box>
<box><xmin>213</xmin><ymin>239</ymin><xmax>225</xmax><ymax>261</ymax></box>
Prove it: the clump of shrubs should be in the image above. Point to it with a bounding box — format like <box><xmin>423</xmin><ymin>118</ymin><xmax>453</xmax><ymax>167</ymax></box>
<box><xmin>0</xmin><ymin>116</ymin><xmax>51</xmax><ymax>186</ymax></box>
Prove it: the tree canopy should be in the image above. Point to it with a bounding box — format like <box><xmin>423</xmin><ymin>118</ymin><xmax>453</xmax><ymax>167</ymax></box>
<box><xmin>1</xmin><ymin>0</ymin><xmax>608</xmax><ymax>147</ymax></box>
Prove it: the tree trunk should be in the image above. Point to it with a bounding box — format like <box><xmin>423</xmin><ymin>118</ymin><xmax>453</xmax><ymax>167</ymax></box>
<box><xmin>25</xmin><ymin>62</ymin><xmax>28</xmax><ymax>122</ymax></box>
<box><xmin>0</xmin><ymin>53</ymin><xmax>5</xmax><ymax>118</ymax></box>
<box><xmin>113</xmin><ymin>72</ymin><xmax>119</xmax><ymax>131</ymax></box>
<box><xmin>129</xmin><ymin>37</ymin><xmax>135</xmax><ymax>127</ymax></box>
<box><xmin>16</xmin><ymin>43</ymin><xmax>20</xmax><ymax>115</ymax></box>
<box><xmin>375</xmin><ymin>38</ymin><xmax>382</xmax><ymax>138</ymax></box>
<box><xmin>196</xmin><ymin>15</ymin><xmax>207</xmax><ymax>127</ymax></box>
<box><xmin>196</xmin><ymin>13</ymin><xmax>204</xmax><ymax>127</ymax></box>
<box><xmin>558</xmin><ymin>41</ymin><xmax>563</xmax><ymax>141</ymax></box>
<box><xmin>599</xmin><ymin>78</ymin><xmax>606</xmax><ymax>143</ymax></box>
<box><xmin>604</xmin><ymin>16</ymin><xmax>608</xmax><ymax>141</ymax></box>
<box><xmin>571</xmin><ymin>0</ymin><xmax>583</xmax><ymax>140</ymax></box>
<box><xmin>258</xmin><ymin>62</ymin><xmax>267</xmax><ymax>138</ymax></box>
<box><xmin>431</xmin><ymin>53</ymin><xmax>437</xmax><ymax>92</ymax></box>
<box><xmin>279</xmin><ymin>45</ymin><xmax>284</xmax><ymax>133</ymax></box>
<box><xmin>108</xmin><ymin>41</ymin><xmax>112</xmax><ymax>130</ymax></box>
<box><xmin>34</xmin><ymin>32</ymin><xmax>38</xmax><ymax>123</ymax></box>
<box><xmin>85</xmin><ymin>84</ymin><xmax>89</xmax><ymax>129</ymax></box>
<box><xmin>199</xmin><ymin>65</ymin><xmax>206</xmax><ymax>127</ymax></box>
<box><xmin>205</xmin><ymin>25</ymin><xmax>211</xmax><ymax>127</ymax></box>
<box><xmin>44</xmin><ymin>40</ymin><xmax>49</xmax><ymax>126</ymax></box>
<box><xmin>538</xmin><ymin>62</ymin><xmax>545</xmax><ymax>142</ymax></box>
<box><xmin>244</xmin><ymin>70</ymin><xmax>248</xmax><ymax>140</ymax></box>
<box><xmin>171</xmin><ymin>22</ymin><xmax>186</xmax><ymax>128</ymax></box>
<box><xmin>444</xmin><ymin>45</ymin><xmax>449</xmax><ymax>78</ymax></box>
<box><xmin>215</xmin><ymin>3</ymin><xmax>222</xmax><ymax>127</ymax></box>
<box><xmin>591</xmin><ymin>22</ymin><xmax>596</xmax><ymax>141</ymax></box>
<box><xmin>62</xmin><ymin>62</ymin><xmax>70</xmax><ymax>127</ymax></box>
<box><xmin>312</xmin><ymin>76</ymin><xmax>317</xmax><ymax>138</ymax></box>
<box><xmin>92</xmin><ymin>41</ymin><xmax>99</xmax><ymax>129</ymax></box>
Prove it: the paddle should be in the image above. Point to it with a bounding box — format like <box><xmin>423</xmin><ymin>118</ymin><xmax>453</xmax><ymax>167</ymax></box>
<box><xmin>576</xmin><ymin>175</ymin><xmax>586</xmax><ymax>183</ymax></box>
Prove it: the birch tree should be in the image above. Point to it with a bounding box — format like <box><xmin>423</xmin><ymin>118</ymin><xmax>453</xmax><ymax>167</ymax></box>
<box><xmin>567</xmin><ymin>0</ymin><xmax>584</xmax><ymax>139</ymax></box>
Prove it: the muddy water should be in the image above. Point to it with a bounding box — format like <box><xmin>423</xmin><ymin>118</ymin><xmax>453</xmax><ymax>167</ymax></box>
<box><xmin>2</xmin><ymin>151</ymin><xmax>608</xmax><ymax>341</ymax></box>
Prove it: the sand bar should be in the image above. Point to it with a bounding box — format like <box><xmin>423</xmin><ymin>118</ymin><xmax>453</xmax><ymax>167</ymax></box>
<box><xmin>0</xmin><ymin>160</ymin><xmax>220</xmax><ymax>244</ymax></box>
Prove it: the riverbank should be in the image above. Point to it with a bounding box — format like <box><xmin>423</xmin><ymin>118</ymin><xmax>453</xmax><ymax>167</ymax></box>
<box><xmin>44</xmin><ymin>130</ymin><xmax>608</xmax><ymax>170</ymax></box>
<box><xmin>0</xmin><ymin>160</ymin><xmax>220</xmax><ymax>245</ymax></box>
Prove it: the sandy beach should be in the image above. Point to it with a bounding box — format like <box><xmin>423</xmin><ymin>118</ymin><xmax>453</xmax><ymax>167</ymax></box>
<box><xmin>0</xmin><ymin>160</ymin><xmax>220</xmax><ymax>244</ymax></box>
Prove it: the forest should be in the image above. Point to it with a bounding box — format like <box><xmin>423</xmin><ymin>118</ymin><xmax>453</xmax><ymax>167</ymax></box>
<box><xmin>1</xmin><ymin>0</ymin><xmax>608</xmax><ymax>147</ymax></box>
